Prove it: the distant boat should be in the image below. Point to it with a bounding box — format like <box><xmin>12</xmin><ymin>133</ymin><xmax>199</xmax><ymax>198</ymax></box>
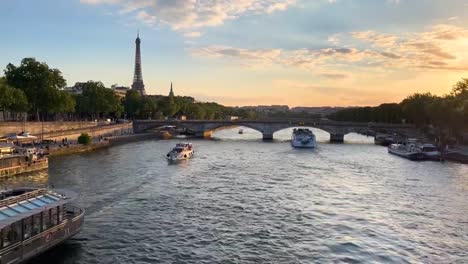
<box><xmin>238</xmin><ymin>129</ymin><xmax>244</xmax><ymax>134</ymax></box>
<box><xmin>374</xmin><ymin>133</ymin><xmax>399</xmax><ymax>146</ymax></box>
<box><xmin>166</xmin><ymin>143</ymin><xmax>194</xmax><ymax>162</ymax></box>
<box><xmin>5</xmin><ymin>132</ymin><xmax>38</xmax><ymax>142</ymax></box>
<box><xmin>291</xmin><ymin>128</ymin><xmax>316</xmax><ymax>148</ymax></box>
<box><xmin>388</xmin><ymin>142</ymin><xmax>441</xmax><ymax>161</ymax></box>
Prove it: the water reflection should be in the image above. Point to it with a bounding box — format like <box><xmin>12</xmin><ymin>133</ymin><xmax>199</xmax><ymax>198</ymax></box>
<box><xmin>3</xmin><ymin>129</ymin><xmax>468</xmax><ymax>263</ymax></box>
<box><xmin>0</xmin><ymin>171</ymin><xmax>49</xmax><ymax>188</ymax></box>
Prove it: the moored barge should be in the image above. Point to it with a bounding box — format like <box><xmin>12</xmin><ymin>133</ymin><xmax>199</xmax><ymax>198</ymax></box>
<box><xmin>0</xmin><ymin>188</ymin><xmax>84</xmax><ymax>263</ymax></box>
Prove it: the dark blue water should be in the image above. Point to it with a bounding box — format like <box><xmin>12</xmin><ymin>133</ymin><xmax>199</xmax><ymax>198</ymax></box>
<box><xmin>7</xmin><ymin>128</ymin><xmax>468</xmax><ymax>263</ymax></box>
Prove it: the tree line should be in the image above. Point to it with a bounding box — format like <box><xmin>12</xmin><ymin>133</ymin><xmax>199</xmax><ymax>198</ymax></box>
<box><xmin>0</xmin><ymin>58</ymin><xmax>256</xmax><ymax>121</ymax></box>
<box><xmin>328</xmin><ymin>79</ymin><xmax>468</xmax><ymax>140</ymax></box>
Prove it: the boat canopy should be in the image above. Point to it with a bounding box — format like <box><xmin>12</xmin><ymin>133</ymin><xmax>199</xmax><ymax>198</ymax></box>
<box><xmin>0</xmin><ymin>188</ymin><xmax>78</xmax><ymax>229</ymax></box>
<box><xmin>176</xmin><ymin>143</ymin><xmax>192</xmax><ymax>148</ymax></box>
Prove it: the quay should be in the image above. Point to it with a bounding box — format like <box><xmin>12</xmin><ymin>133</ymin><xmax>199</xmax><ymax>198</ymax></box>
<box><xmin>0</xmin><ymin>157</ymin><xmax>48</xmax><ymax>178</ymax></box>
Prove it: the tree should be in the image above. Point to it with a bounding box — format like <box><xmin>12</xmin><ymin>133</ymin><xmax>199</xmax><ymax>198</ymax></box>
<box><xmin>400</xmin><ymin>93</ymin><xmax>436</xmax><ymax>127</ymax></box>
<box><xmin>0</xmin><ymin>77</ymin><xmax>28</xmax><ymax>120</ymax></box>
<box><xmin>139</xmin><ymin>97</ymin><xmax>157</xmax><ymax>119</ymax></box>
<box><xmin>4</xmin><ymin>58</ymin><xmax>67</xmax><ymax>120</ymax></box>
<box><xmin>75</xmin><ymin>81</ymin><xmax>122</xmax><ymax>119</ymax></box>
<box><xmin>78</xmin><ymin>133</ymin><xmax>92</xmax><ymax>145</ymax></box>
<box><xmin>123</xmin><ymin>90</ymin><xmax>142</xmax><ymax>119</ymax></box>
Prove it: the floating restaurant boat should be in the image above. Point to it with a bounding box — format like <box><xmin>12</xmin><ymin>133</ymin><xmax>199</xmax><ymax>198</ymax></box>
<box><xmin>0</xmin><ymin>188</ymin><xmax>84</xmax><ymax>263</ymax></box>
<box><xmin>166</xmin><ymin>143</ymin><xmax>194</xmax><ymax>161</ymax></box>
<box><xmin>388</xmin><ymin>142</ymin><xmax>441</xmax><ymax>161</ymax></box>
<box><xmin>291</xmin><ymin>128</ymin><xmax>316</xmax><ymax>148</ymax></box>
<box><xmin>0</xmin><ymin>147</ymin><xmax>48</xmax><ymax>178</ymax></box>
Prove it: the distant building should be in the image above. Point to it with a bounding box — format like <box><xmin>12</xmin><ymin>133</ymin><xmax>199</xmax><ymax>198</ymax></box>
<box><xmin>290</xmin><ymin>106</ymin><xmax>346</xmax><ymax>117</ymax></box>
<box><xmin>131</xmin><ymin>32</ymin><xmax>146</xmax><ymax>96</ymax></box>
<box><xmin>238</xmin><ymin>105</ymin><xmax>289</xmax><ymax>113</ymax></box>
<box><xmin>111</xmin><ymin>84</ymin><xmax>130</xmax><ymax>99</ymax></box>
<box><xmin>63</xmin><ymin>82</ymin><xmax>87</xmax><ymax>95</ymax></box>
<box><xmin>169</xmin><ymin>82</ymin><xmax>174</xmax><ymax>97</ymax></box>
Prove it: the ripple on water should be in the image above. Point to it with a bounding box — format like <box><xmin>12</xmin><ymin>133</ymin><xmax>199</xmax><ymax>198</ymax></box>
<box><xmin>19</xmin><ymin>134</ymin><xmax>468</xmax><ymax>264</ymax></box>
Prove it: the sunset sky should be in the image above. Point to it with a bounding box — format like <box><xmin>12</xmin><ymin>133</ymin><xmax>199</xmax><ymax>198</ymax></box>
<box><xmin>1</xmin><ymin>0</ymin><xmax>467</xmax><ymax>106</ymax></box>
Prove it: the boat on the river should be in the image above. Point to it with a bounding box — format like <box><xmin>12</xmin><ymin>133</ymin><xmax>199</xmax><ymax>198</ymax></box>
<box><xmin>0</xmin><ymin>147</ymin><xmax>48</xmax><ymax>178</ymax></box>
<box><xmin>238</xmin><ymin>129</ymin><xmax>244</xmax><ymax>134</ymax></box>
<box><xmin>388</xmin><ymin>142</ymin><xmax>441</xmax><ymax>161</ymax></box>
<box><xmin>0</xmin><ymin>188</ymin><xmax>84</xmax><ymax>263</ymax></box>
<box><xmin>166</xmin><ymin>143</ymin><xmax>194</xmax><ymax>161</ymax></box>
<box><xmin>291</xmin><ymin>128</ymin><xmax>316</xmax><ymax>148</ymax></box>
<box><xmin>374</xmin><ymin>133</ymin><xmax>400</xmax><ymax>146</ymax></box>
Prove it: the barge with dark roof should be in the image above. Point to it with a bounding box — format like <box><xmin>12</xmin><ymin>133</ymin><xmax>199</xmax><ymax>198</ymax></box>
<box><xmin>0</xmin><ymin>188</ymin><xmax>84</xmax><ymax>263</ymax></box>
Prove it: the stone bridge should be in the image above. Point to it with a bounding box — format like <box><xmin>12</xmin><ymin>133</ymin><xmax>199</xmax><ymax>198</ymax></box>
<box><xmin>133</xmin><ymin>119</ymin><xmax>417</xmax><ymax>142</ymax></box>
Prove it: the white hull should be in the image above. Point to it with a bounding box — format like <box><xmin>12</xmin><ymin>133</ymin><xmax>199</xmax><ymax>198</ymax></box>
<box><xmin>291</xmin><ymin>140</ymin><xmax>316</xmax><ymax>148</ymax></box>
<box><xmin>167</xmin><ymin>150</ymin><xmax>194</xmax><ymax>161</ymax></box>
<box><xmin>291</xmin><ymin>129</ymin><xmax>317</xmax><ymax>148</ymax></box>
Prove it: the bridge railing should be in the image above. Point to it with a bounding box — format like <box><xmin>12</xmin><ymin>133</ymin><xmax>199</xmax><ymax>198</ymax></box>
<box><xmin>133</xmin><ymin>119</ymin><xmax>413</xmax><ymax>128</ymax></box>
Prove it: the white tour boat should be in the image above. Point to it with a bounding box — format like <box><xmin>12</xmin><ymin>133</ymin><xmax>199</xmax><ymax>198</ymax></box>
<box><xmin>166</xmin><ymin>143</ymin><xmax>194</xmax><ymax>161</ymax></box>
<box><xmin>291</xmin><ymin>128</ymin><xmax>317</xmax><ymax>148</ymax></box>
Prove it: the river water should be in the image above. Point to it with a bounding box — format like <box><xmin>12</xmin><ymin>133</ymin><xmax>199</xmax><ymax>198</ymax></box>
<box><xmin>4</xmin><ymin>127</ymin><xmax>468</xmax><ymax>263</ymax></box>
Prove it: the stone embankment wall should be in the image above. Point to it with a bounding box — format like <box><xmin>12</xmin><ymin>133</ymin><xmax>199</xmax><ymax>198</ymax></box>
<box><xmin>43</xmin><ymin>123</ymin><xmax>133</xmax><ymax>141</ymax></box>
<box><xmin>48</xmin><ymin>142</ymin><xmax>111</xmax><ymax>157</ymax></box>
<box><xmin>0</xmin><ymin>121</ymin><xmax>97</xmax><ymax>137</ymax></box>
<box><xmin>0</xmin><ymin>159</ymin><xmax>48</xmax><ymax>178</ymax></box>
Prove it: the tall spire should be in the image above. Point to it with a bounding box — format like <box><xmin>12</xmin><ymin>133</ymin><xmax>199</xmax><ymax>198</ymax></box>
<box><xmin>131</xmin><ymin>31</ymin><xmax>146</xmax><ymax>95</ymax></box>
<box><xmin>169</xmin><ymin>82</ymin><xmax>174</xmax><ymax>97</ymax></box>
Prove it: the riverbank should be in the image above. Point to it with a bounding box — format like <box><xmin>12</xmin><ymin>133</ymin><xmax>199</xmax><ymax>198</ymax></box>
<box><xmin>0</xmin><ymin>158</ymin><xmax>48</xmax><ymax>178</ymax></box>
<box><xmin>47</xmin><ymin>133</ymin><xmax>159</xmax><ymax>157</ymax></box>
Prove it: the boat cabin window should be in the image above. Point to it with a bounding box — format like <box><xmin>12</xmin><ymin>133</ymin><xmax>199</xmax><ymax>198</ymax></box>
<box><xmin>1</xmin><ymin>226</ymin><xmax>11</xmax><ymax>248</ymax></box>
<box><xmin>23</xmin><ymin>216</ymin><xmax>32</xmax><ymax>240</ymax></box>
<box><xmin>32</xmin><ymin>213</ymin><xmax>41</xmax><ymax>235</ymax></box>
<box><xmin>51</xmin><ymin>207</ymin><xmax>58</xmax><ymax>226</ymax></box>
<box><xmin>1</xmin><ymin>222</ymin><xmax>21</xmax><ymax>248</ymax></box>
<box><xmin>42</xmin><ymin>211</ymin><xmax>50</xmax><ymax>230</ymax></box>
<box><xmin>59</xmin><ymin>205</ymin><xmax>63</xmax><ymax>222</ymax></box>
<box><xmin>422</xmin><ymin>146</ymin><xmax>437</xmax><ymax>152</ymax></box>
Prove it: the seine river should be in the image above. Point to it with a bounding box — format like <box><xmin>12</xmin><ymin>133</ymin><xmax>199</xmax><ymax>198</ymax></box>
<box><xmin>5</xmin><ymin>128</ymin><xmax>468</xmax><ymax>263</ymax></box>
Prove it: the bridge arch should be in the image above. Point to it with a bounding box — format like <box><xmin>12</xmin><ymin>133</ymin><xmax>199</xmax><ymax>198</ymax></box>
<box><xmin>133</xmin><ymin>119</ymin><xmax>417</xmax><ymax>143</ymax></box>
<box><xmin>197</xmin><ymin>123</ymin><xmax>346</xmax><ymax>142</ymax></box>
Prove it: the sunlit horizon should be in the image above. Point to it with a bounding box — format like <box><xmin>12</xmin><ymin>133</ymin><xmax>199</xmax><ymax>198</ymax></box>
<box><xmin>1</xmin><ymin>0</ymin><xmax>467</xmax><ymax>107</ymax></box>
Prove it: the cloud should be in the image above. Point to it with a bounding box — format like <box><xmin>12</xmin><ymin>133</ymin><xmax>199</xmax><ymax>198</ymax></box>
<box><xmin>349</xmin><ymin>24</ymin><xmax>468</xmax><ymax>71</ymax></box>
<box><xmin>191</xmin><ymin>45</ymin><xmax>397</xmax><ymax>71</ymax></box>
<box><xmin>189</xmin><ymin>23</ymin><xmax>468</xmax><ymax>75</ymax></box>
<box><xmin>81</xmin><ymin>0</ymin><xmax>297</xmax><ymax>33</ymax></box>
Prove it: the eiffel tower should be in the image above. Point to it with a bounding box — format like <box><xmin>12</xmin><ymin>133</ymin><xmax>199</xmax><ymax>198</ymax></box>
<box><xmin>131</xmin><ymin>32</ymin><xmax>146</xmax><ymax>95</ymax></box>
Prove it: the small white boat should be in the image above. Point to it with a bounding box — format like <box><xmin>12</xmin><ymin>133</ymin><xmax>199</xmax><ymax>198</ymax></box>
<box><xmin>166</xmin><ymin>143</ymin><xmax>194</xmax><ymax>161</ymax></box>
<box><xmin>291</xmin><ymin>128</ymin><xmax>316</xmax><ymax>148</ymax></box>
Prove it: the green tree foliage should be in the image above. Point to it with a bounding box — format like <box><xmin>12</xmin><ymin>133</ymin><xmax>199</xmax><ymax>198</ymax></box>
<box><xmin>328</xmin><ymin>78</ymin><xmax>468</xmax><ymax>142</ymax></box>
<box><xmin>78</xmin><ymin>133</ymin><xmax>92</xmax><ymax>145</ymax></box>
<box><xmin>0</xmin><ymin>77</ymin><xmax>29</xmax><ymax>119</ymax></box>
<box><xmin>400</xmin><ymin>93</ymin><xmax>436</xmax><ymax>126</ymax></box>
<box><xmin>123</xmin><ymin>90</ymin><xmax>142</xmax><ymax>119</ymax></box>
<box><xmin>4</xmin><ymin>58</ymin><xmax>67</xmax><ymax>120</ymax></box>
<box><xmin>74</xmin><ymin>81</ymin><xmax>122</xmax><ymax>119</ymax></box>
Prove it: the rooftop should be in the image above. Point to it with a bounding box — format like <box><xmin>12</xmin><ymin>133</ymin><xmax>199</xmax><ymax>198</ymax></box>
<box><xmin>0</xmin><ymin>188</ymin><xmax>78</xmax><ymax>229</ymax></box>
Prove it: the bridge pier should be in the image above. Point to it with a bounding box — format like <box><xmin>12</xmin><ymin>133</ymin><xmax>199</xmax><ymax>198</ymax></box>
<box><xmin>330</xmin><ymin>134</ymin><xmax>344</xmax><ymax>143</ymax></box>
<box><xmin>262</xmin><ymin>133</ymin><xmax>274</xmax><ymax>140</ymax></box>
<box><xmin>195</xmin><ymin>130</ymin><xmax>212</xmax><ymax>139</ymax></box>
